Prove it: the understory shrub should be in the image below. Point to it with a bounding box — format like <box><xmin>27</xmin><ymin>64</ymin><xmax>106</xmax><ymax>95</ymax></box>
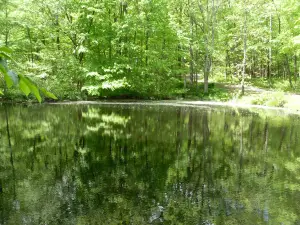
<box><xmin>251</xmin><ymin>92</ymin><xmax>286</xmax><ymax>107</ymax></box>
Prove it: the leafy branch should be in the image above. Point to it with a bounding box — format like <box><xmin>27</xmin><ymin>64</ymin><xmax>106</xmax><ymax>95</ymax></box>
<box><xmin>0</xmin><ymin>46</ymin><xmax>57</xmax><ymax>102</ymax></box>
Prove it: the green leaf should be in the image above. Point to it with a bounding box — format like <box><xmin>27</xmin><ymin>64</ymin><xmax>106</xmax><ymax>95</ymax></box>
<box><xmin>0</xmin><ymin>90</ymin><xmax>3</xmax><ymax>95</ymax></box>
<box><xmin>21</xmin><ymin>76</ymin><xmax>42</xmax><ymax>102</ymax></box>
<box><xmin>40</xmin><ymin>88</ymin><xmax>58</xmax><ymax>100</ymax></box>
<box><xmin>0</xmin><ymin>63</ymin><xmax>6</xmax><ymax>74</ymax></box>
<box><xmin>19</xmin><ymin>78</ymin><xmax>31</xmax><ymax>96</ymax></box>
<box><xmin>0</xmin><ymin>51</ymin><xmax>13</xmax><ymax>61</ymax></box>
<box><xmin>0</xmin><ymin>58</ymin><xmax>8</xmax><ymax>69</ymax></box>
<box><xmin>0</xmin><ymin>46</ymin><xmax>13</xmax><ymax>54</ymax></box>
<box><xmin>0</xmin><ymin>63</ymin><xmax>14</xmax><ymax>88</ymax></box>
<box><xmin>4</xmin><ymin>73</ymin><xmax>14</xmax><ymax>88</ymax></box>
<box><xmin>30</xmin><ymin>84</ymin><xmax>42</xmax><ymax>103</ymax></box>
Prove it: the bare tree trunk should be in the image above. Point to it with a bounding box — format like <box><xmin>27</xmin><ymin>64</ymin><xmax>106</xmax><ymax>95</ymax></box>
<box><xmin>294</xmin><ymin>54</ymin><xmax>298</xmax><ymax>82</ymax></box>
<box><xmin>4</xmin><ymin>0</ymin><xmax>9</xmax><ymax>46</ymax></box>
<box><xmin>108</xmin><ymin>9</ymin><xmax>112</xmax><ymax>62</ymax></box>
<box><xmin>189</xmin><ymin>16</ymin><xmax>194</xmax><ymax>84</ymax></box>
<box><xmin>241</xmin><ymin>2</ymin><xmax>247</xmax><ymax>95</ymax></box>
<box><xmin>210</xmin><ymin>0</ymin><xmax>216</xmax><ymax>78</ymax></box>
<box><xmin>26</xmin><ymin>27</ymin><xmax>34</xmax><ymax>65</ymax></box>
<box><xmin>251</xmin><ymin>51</ymin><xmax>255</xmax><ymax>78</ymax></box>
<box><xmin>285</xmin><ymin>54</ymin><xmax>293</xmax><ymax>88</ymax></box>
<box><xmin>277</xmin><ymin>58</ymin><xmax>280</xmax><ymax>78</ymax></box>
<box><xmin>225</xmin><ymin>50</ymin><xmax>229</xmax><ymax>80</ymax></box>
<box><xmin>201</xmin><ymin>0</ymin><xmax>215</xmax><ymax>94</ymax></box>
<box><xmin>260</xmin><ymin>60</ymin><xmax>263</xmax><ymax>78</ymax></box>
<box><xmin>268</xmin><ymin>14</ymin><xmax>272</xmax><ymax>80</ymax></box>
<box><xmin>271</xmin><ymin>0</ymin><xmax>281</xmax><ymax>34</ymax></box>
<box><xmin>145</xmin><ymin>30</ymin><xmax>149</xmax><ymax>66</ymax></box>
<box><xmin>203</xmin><ymin>14</ymin><xmax>210</xmax><ymax>93</ymax></box>
<box><xmin>55</xmin><ymin>15</ymin><xmax>60</xmax><ymax>50</ymax></box>
<box><xmin>204</xmin><ymin>51</ymin><xmax>210</xmax><ymax>94</ymax></box>
<box><xmin>195</xmin><ymin>50</ymin><xmax>199</xmax><ymax>87</ymax></box>
<box><xmin>189</xmin><ymin>46</ymin><xmax>194</xmax><ymax>84</ymax></box>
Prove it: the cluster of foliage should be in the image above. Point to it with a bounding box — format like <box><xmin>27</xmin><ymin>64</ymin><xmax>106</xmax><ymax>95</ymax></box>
<box><xmin>251</xmin><ymin>91</ymin><xmax>286</xmax><ymax>107</ymax></box>
<box><xmin>0</xmin><ymin>46</ymin><xmax>57</xmax><ymax>101</ymax></box>
<box><xmin>0</xmin><ymin>0</ymin><xmax>299</xmax><ymax>99</ymax></box>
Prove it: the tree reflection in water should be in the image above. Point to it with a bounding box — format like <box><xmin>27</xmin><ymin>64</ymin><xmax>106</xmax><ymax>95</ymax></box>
<box><xmin>0</xmin><ymin>104</ymin><xmax>299</xmax><ymax>224</ymax></box>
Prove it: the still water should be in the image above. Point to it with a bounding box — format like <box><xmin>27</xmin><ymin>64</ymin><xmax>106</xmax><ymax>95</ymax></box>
<box><xmin>0</xmin><ymin>103</ymin><xmax>300</xmax><ymax>224</ymax></box>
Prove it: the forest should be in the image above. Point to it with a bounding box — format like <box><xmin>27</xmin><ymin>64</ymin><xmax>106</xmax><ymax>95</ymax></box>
<box><xmin>1</xmin><ymin>1</ymin><xmax>300</xmax><ymax>223</ymax></box>
<box><xmin>0</xmin><ymin>0</ymin><xmax>300</xmax><ymax>103</ymax></box>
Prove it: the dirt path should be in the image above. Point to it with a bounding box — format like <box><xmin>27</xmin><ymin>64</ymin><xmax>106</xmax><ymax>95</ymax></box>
<box><xmin>214</xmin><ymin>82</ymin><xmax>300</xmax><ymax>111</ymax></box>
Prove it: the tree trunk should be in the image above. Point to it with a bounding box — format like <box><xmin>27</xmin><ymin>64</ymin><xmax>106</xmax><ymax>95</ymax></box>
<box><xmin>189</xmin><ymin>46</ymin><xmax>194</xmax><ymax>84</ymax></box>
<box><xmin>26</xmin><ymin>27</ymin><xmax>34</xmax><ymax>65</ymax></box>
<box><xmin>55</xmin><ymin>15</ymin><xmax>60</xmax><ymax>50</ymax></box>
<box><xmin>210</xmin><ymin>0</ymin><xmax>215</xmax><ymax>78</ymax></box>
<box><xmin>294</xmin><ymin>54</ymin><xmax>298</xmax><ymax>82</ymax></box>
<box><xmin>251</xmin><ymin>52</ymin><xmax>255</xmax><ymax>78</ymax></box>
<box><xmin>189</xmin><ymin>16</ymin><xmax>194</xmax><ymax>84</ymax></box>
<box><xmin>108</xmin><ymin>9</ymin><xmax>112</xmax><ymax>62</ymax></box>
<box><xmin>4</xmin><ymin>0</ymin><xmax>9</xmax><ymax>46</ymax></box>
<box><xmin>225</xmin><ymin>50</ymin><xmax>229</xmax><ymax>80</ymax></box>
<box><xmin>241</xmin><ymin>4</ymin><xmax>247</xmax><ymax>95</ymax></box>
<box><xmin>204</xmin><ymin>52</ymin><xmax>210</xmax><ymax>94</ymax></box>
<box><xmin>260</xmin><ymin>60</ymin><xmax>263</xmax><ymax>78</ymax></box>
<box><xmin>285</xmin><ymin>54</ymin><xmax>293</xmax><ymax>88</ymax></box>
<box><xmin>268</xmin><ymin>14</ymin><xmax>272</xmax><ymax>80</ymax></box>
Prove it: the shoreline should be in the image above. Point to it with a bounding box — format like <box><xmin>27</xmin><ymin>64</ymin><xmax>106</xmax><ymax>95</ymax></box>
<box><xmin>48</xmin><ymin>100</ymin><xmax>300</xmax><ymax>115</ymax></box>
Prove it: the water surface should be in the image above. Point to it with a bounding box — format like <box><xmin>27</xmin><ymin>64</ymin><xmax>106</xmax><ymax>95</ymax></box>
<box><xmin>0</xmin><ymin>103</ymin><xmax>300</xmax><ymax>224</ymax></box>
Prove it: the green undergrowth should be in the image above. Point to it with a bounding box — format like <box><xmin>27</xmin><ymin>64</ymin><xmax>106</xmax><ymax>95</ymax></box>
<box><xmin>249</xmin><ymin>92</ymin><xmax>287</xmax><ymax>107</ymax></box>
<box><xmin>247</xmin><ymin>78</ymin><xmax>299</xmax><ymax>92</ymax></box>
<box><xmin>211</xmin><ymin>75</ymin><xmax>300</xmax><ymax>93</ymax></box>
<box><xmin>185</xmin><ymin>84</ymin><xmax>237</xmax><ymax>101</ymax></box>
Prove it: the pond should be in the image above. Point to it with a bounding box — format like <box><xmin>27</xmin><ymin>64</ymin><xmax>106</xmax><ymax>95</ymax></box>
<box><xmin>0</xmin><ymin>103</ymin><xmax>300</xmax><ymax>224</ymax></box>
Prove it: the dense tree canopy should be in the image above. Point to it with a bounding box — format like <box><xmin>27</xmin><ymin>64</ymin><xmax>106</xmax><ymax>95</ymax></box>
<box><xmin>0</xmin><ymin>0</ymin><xmax>299</xmax><ymax>99</ymax></box>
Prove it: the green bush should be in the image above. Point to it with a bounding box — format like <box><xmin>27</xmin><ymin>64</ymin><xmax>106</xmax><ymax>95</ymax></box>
<box><xmin>212</xmin><ymin>72</ymin><xmax>240</xmax><ymax>84</ymax></box>
<box><xmin>251</xmin><ymin>92</ymin><xmax>286</xmax><ymax>107</ymax></box>
<box><xmin>185</xmin><ymin>84</ymin><xmax>234</xmax><ymax>101</ymax></box>
<box><xmin>273</xmin><ymin>80</ymin><xmax>293</xmax><ymax>92</ymax></box>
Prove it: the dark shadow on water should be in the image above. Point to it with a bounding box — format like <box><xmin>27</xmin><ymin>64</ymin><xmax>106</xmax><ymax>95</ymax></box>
<box><xmin>0</xmin><ymin>104</ymin><xmax>300</xmax><ymax>224</ymax></box>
